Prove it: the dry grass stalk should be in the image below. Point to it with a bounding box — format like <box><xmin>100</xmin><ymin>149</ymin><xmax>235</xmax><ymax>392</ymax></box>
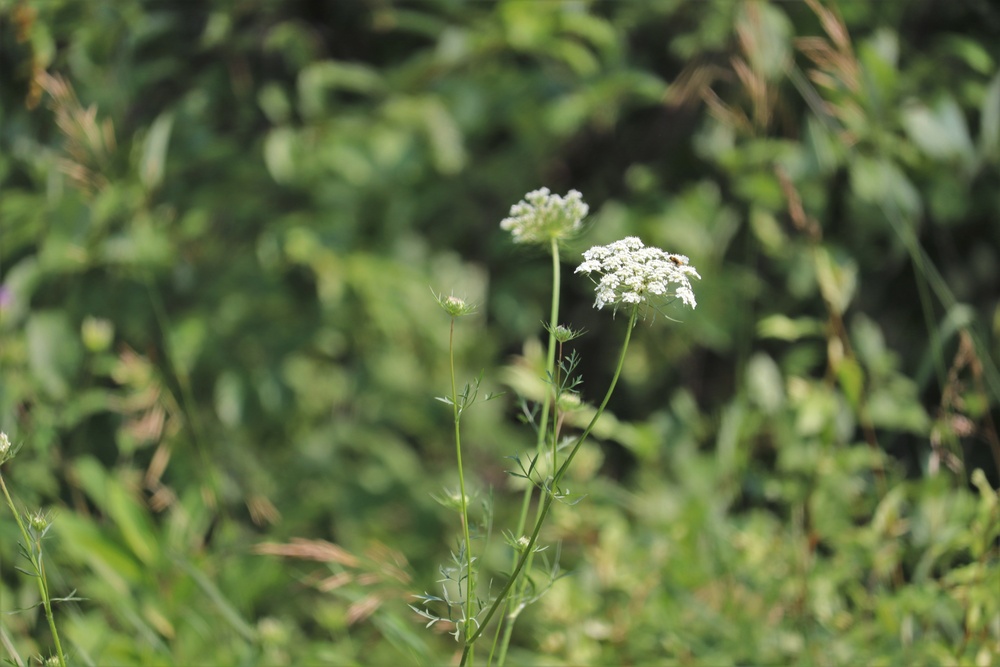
<box><xmin>35</xmin><ymin>71</ymin><xmax>117</xmax><ymax>194</ymax></box>
<box><xmin>665</xmin><ymin>2</ymin><xmax>780</xmax><ymax>133</ymax></box>
<box><xmin>255</xmin><ymin>538</ymin><xmax>413</xmax><ymax>624</ymax></box>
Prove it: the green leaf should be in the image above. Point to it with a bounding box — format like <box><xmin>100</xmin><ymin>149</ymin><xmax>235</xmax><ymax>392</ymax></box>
<box><xmin>749</xmin><ymin>207</ymin><xmax>788</xmax><ymax>257</ymax></box>
<box><xmin>263</xmin><ymin>127</ymin><xmax>296</xmax><ymax>184</ymax></box>
<box><xmin>72</xmin><ymin>456</ymin><xmax>159</xmax><ymax>567</ymax></box>
<box><xmin>214</xmin><ymin>370</ymin><xmax>244</xmax><ymax>427</ymax></box>
<box><xmin>756</xmin><ymin>314</ymin><xmax>824</xmax><ymax>341</ymax></box>
<box><xmin>176</xmin><ymin>559</ymin><xmax>257</xmax><ymax>642</ymax></box>
<box><xmin>849</xmin><ymin>155</ymin><xmax>922</xmax><ymax>220</ymax></box>
<box><xmin>258</xmin><ymin>83</ymin><xmax>292</xmax><ymax>125</ymax></box>
<box><xmin>901</xmin><ymin>95</ymin><xmax>975</xmax><ymax>168</ymax></box>
<box><xmin>836</xmin><ymin>356</ymin><xmax>864</xmax><ymax>411</ymax></box>
<box><xmin>418</xmin><ymin>98</ymin><xmax>466</xmax><ymax>175</ymax></box>
<box><xmin>26</xmin><ymin>311</ymin><xmax>82</xmax><ymax>400</ymax></box>
<box><xmin>167</xmin><ymin>315</ymin><xmax>207</xmax><ymax>379</ymax></box>
<box><xmin>140</xmin><ymin>111</ymin><xmax>174</xmax><ymax>191</ymax></box>
<box><xmin>939</xmin><ymin>34</ymin><xmax>995</xmax><ymax>75</ymax></box>
<box><xmin>814</xmin><ymin>245</ymin><xmax>858</xmax><ymax>316</ymax></box>
<box><xmin>746</xmin><ymin>353</ymin><xmax>784</xmax><ymax>414</ymax></box>
<box><xmin>297</xmin><ymin>60</ymin><xmax>384</xmax><ymax>119</ymax></box>
<box><xmin>866</xmin><ymin>378</ymin><xmax>930</xmax><ymax>434</ymax></box>
<box><xmin>981</xmin><ymin>70</ymin><xmax>1000</xmax><ymax>160</ymax></box>
<box><xmin>55</xmin><ymin>510</ymin><xmax>141</xmax><ymax>595</ymax></box>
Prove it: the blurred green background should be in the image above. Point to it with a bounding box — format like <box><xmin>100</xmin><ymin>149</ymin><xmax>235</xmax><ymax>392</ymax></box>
<box><xmin>1</xmin><ymin>0</ymin><xmax>998</xmax><ymax>665</ymax></box>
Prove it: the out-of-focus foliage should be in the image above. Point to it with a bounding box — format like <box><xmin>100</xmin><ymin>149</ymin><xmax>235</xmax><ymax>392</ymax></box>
<box><xmin>1</xmin><ymin>0</ymin><xmax>998</xmax><ymax>665</ymax></box>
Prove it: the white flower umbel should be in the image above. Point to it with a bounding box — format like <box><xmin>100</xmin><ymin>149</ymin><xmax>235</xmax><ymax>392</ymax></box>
<box><xmin>500</xmin><ymin>188</ymin><xmax>588</xmax><ymax>244</ymax></box>
<box><xmin>575</xmin><ymin>236</ymin><xmax>701</xmax><ymax>311</ymax></box>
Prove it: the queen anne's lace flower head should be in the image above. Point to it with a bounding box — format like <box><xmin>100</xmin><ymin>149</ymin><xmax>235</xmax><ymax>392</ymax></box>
<box><xmin>575</xmin><ymin>236</ymin><xmax>701</xmax><ymax>311</ymax></box>
<box><xmin>500</xmin><ymin>188</ymin><xmax>588</xmax><ymax>244</ymax></box>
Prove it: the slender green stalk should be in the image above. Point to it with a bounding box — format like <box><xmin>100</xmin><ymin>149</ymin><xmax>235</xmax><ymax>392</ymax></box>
<box><xmin>552</xmin><ymin>338</ymin><xmax>566</xmax><ymax>468</ymax></box>
<box><xmin>461</xmin><ymin>305</ymin><xmax>639</xmax><ymax>666</ymax></box>
<box><xmin>509</xmin><ymin>239</ymin><xmax>562</xmax><ymax>542</ymax></box>
<box><xmin>496</xmin><ymin>237</ymin><xmax>562</xmax><ymax>666</ymax></box>
<box><xmin>546</xmin><ymin>238</ymin><xmax>561</xmax><ymax>473</ymax></box>
<box><xmin>549</xmin><ymin>308</ymin><xmax>636</xmax><ymax>485</ymax></box>
<box><xmin>0</xmin><ymin>474</ymin><xmax>68</xmax><ymax>667</ymax></box>
<box><xmin>485</xmin><ymin>599</ymin><xmax>507</xmax><ymax>666</ymax></box>
<box><xmin>449</xmin><ymin>317</ymin><xmax>476</xmax><ymax>659</ymax></box>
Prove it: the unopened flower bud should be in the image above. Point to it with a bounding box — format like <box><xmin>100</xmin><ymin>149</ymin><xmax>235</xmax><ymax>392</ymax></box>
<box><xmin>435</xmin><ymin>291</ymin><xmax>477</xmax><ymax>318</ymax></box>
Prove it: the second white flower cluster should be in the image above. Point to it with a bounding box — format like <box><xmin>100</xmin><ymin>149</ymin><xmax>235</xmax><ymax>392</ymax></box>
<box><xmin>575</xmin><ymin>236</ymin><xmax>700</xmax><ymax>311</ymax></box>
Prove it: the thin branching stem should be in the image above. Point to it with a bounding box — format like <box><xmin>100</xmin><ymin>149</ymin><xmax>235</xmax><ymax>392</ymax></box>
<box><xmin>496</xmin><ymin>237</ymin><xmax>562</xmax><ymax>667</ymax></box>
<box><xmin>0</xmin><ymin>473</ymin><xmax>68</xmax><ymax>667</ymax></box>
<box><xmin>449</xmin><ymin>317</ymin><xmax>476</xmax><ymax>660</ymax></box>
<box><xmin>552</xmin><ymin>338</ymin><xmax>562</xmax><ymax>473</ymax></box>
<box><xmin>461</xmin><ymin>305</ymin><xmax>638</xmax><ymax>666</ymax></box>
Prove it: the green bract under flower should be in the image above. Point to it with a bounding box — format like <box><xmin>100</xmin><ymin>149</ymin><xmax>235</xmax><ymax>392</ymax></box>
<box><xmin>29</xmin><ymin>509</ymin><xmax>52</xmax><ymax>533</ymax></box>
<box><xmin>434</xmin><ymin>291</ymin><xmax>477</xmax><ymax>318</ymax></box>
<box><xmin>500</xmin><ymin>188</ymin><xmax>588</xmax><ymax>244</ymax></box>
<box><xmin>575</xmin><ymin>236</ymin><xmax>701</xmax><ymax>311</ymax></box>
<box><xmin>546</xmin><ymin>323</ymin><xmax>586</xmax><ymax>343</ymax></box>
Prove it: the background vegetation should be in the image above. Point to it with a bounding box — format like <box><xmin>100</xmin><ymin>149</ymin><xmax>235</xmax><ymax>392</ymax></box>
<box><xmin>1</xmin><ymin>0</ymin><xmax>998</xmax><ymax>665</ymax></box>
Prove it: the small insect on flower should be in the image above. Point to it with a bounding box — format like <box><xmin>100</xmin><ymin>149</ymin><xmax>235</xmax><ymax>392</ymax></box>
<box><xmin>668</xmin><ymin>254</ymin><xmax>688</xmax><ymax>266</ymax></box>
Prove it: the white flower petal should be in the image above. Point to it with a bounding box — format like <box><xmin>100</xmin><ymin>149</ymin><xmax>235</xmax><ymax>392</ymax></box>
<box><xmin>576</xmin><ymin>237</ymin><xmax>700</xmax><ymax>312</ymax></box>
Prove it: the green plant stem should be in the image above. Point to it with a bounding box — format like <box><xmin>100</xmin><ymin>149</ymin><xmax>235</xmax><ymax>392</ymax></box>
<box><xmin>493</xmin><ymin>596</ymin><xmax>515</xmax><ymax>667</ymax></box>
<box><xmin>511</xmin><ymin>238</ymin><xmax>562</xmax><ymax>537</ymax></box>
<box><xmin>485</xmin><ymin>598</ymin><xmax>507</xmax><ymax>666</ymax></box>
<box><xmin>496</xmin><ymin>237</ymin><xmax>562</xmax><ymax>666</ymax></box>
<box><xmin>461</xmin><ymin>305</ymin><xmax>638</xmax><ymax>666</ymax></box>
<box><xmin>449</xmin><ymin>318</ymin><xmax>476</xmax><ymax>660</ymax></box>
<box><xmin>0</xmin><ymin>474</ymin><xmax>67</xmax><ymax>667</ymax></box>
<box><xmin>497</xmin><ymin>339</ymin><xmax>566</xmax><ymax>667</ymax></box>
<box><xmin>547</xmin><ymin>238</ymin><xmax>561</xmax><ymax>473</ymax></box>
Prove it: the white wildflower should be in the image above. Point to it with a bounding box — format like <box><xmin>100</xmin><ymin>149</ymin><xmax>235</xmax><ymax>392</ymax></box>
<box><xmin>500</xmin><ymin>188</ymin><xmax>588</xmax><ymax>244</ymax></box>
<box><xmin>575</xmin><ymin>236</ymin><xmax>701</xmax><ymax>311</ymax></box>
